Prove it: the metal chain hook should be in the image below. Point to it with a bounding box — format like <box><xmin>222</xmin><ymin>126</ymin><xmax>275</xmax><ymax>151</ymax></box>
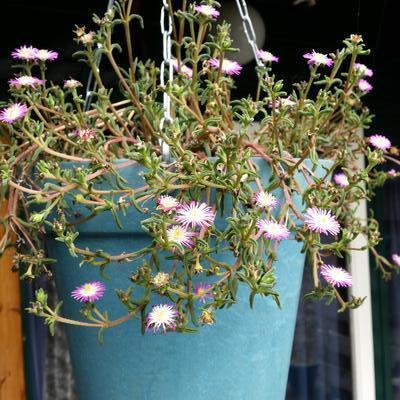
<box><xmin>159</xmin><ymin>0</ymin><xmax>173</xmax><ymax>162</ymax></box>
<box><xmin>234</xmin><ymin>0</ymin><xmax>263</xmax><ymax>68</ymax></box>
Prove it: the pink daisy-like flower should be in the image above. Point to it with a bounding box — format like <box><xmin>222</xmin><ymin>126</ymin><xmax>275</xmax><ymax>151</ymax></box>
<box><xmin>175</xmin><ymin>201</ymin><xmax>215</xmax><ymax>229</ymax></box>
<box><xmin>11</xmin><ymin>45</ymin><xmax>38</xmax><ymax>61</ymax></box>
<box><xmin>36</xmin><ymin>49</ymin><xmax>59</xmax><ymax>62</ymax></box>
<box><xmin>8</xmin><ymin>76</ymin><xmax>44</xmax><ymax>88</ymax></box>
<box><xmin>333</xmin><ymin>173</ymin><xmax>349</xmax><ymax>188</ymax></box>
<box><xmin>146</xmin><ymin>304</ymin><xmax>179</xmax><ymax>334</ymax></box>
<box><xmin>171</xmin><ymin>59</ymin><xmax>193</xmax><ymax>79</ymax></box>
<box><xmin>167</xmin><ymin>225</ymin><xmax>196</xmax><ymax>248</ymax></box>
<box><xmin>388</xmin><ymin>169</ymin><xmax>397</xmax><ymax>177</ymax></box>
<box><xmin>157</xmin><ymin>195</ymin><xmax>180</xmax><ymax>213</ymax></box>
<box><xmin>257</xmin><ymin>49</ymin><xmax>279</xmax><ymax>63</ymax></box>
<box><xmin>253</xmin><ymin>191</ymin><xmax>278</xmax><ymax>209</ymax></box>
<box><xmin>64</xmin><ymin>79</ymin><xmax>83</xmax><ymax>89</ymax></box>
<box><xmin>305</xmin><ymin>208</ymin><xmax>341</xmax><ymax>236</ymax></box>
<box><xmin>195</xmin><ymin>283</ymin><xmax>213</xmax><ymax>303</ymax></box>
<box><xmin>0</xmin><ymin>103</ymin><xmax>28</xmax><ymax>124</ymax></box>
<box><xmin>357</xmin><ymin>79</ymin><xmax>373</xmax><ymax>93</ymax></box>
<box><xmin>194</xmin><ymin>4</ymin><xmax>220</xmax><ymax>18</ymax></box>
<box><xmin>256</xmin><ymin>219</ymin><xmax>290</xmax><ymax>241</ymax></box>
<box><xmin>369</xmin><ymin>134</ymin><xmax>391</xmax><ymax>151</ymax></box>
<box><xmin>303</xmin><ymin>50</ymin><xmax>333</xmax><ymax>67</ymax></box>
<box><xmin>69</xmin><ymin>128</ymin><xmax>96</xmax><ymax>142</ymax></box>
<box><xmin>392</xmin><ymin>254</ymin><xmax>400</xmax><ymax>267</ymax></box>
<box><xmin>208</xmin><ymin>58</ymin><xmax>243</xmax><ymax>76</ymax></box>
<box><xmin>71</xmin><ymin>281</ymin><xmax>105</xmax><ymax>302</ymax></box>
<box><xmin>354</xmin><ymin>63</ymin><xmax>373</xmax><ymax>77</ymax></box>
<box><xmin>320</xmin><ymin>264</ymin><xmax>352</xmax><ymax>287</ymax></box>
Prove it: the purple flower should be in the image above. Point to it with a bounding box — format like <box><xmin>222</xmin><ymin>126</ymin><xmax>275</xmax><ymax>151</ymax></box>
<box><xmin>256</xmin><ymin>219</ymin><xmax>290</xmax><ymax>241</ymax></box>
<box><xmin>357</xmin><ymin>79</ymin><xmax>373</xmax><ymax>93</ymax></box>
<box><xmin>8</xmin><ymin>76</ymin><xmax>44</xmax><ymax>88</ymax></box>
<box><xmin>392</xmin><ymin>254</ymin><xmax>400</xmax><ymax>267</ymax></box>
<box><xmin>194</xmin><ymin>4</ymin><xmax>220</xmax><ymax>18</ymax></box>
<box><xmin>36</xmin><ymin>49</ymin><xmax>59</xmax><ymax>62</ymax></box>
<box><xmin>208</xmin><ymin>58</ymin><xmax>243</xmax><ymax>76</ymax></box>
<box><xmin>69</xmin><ymin>128</ymin><xmax>96</xmax><ymax>142</ymax></box>
<box><xmin>303</xmin><ymin>50</ymin><xmax>333</xmax><ymax>67</ymax></box>
<box><xmin>175</xmin><ymin>201</ymin><xmax>215</xmax><ymax>229</ymax></box>
<box><xmin>166</xmin><ymin>225</ymin><xmax>196</xmax><ymax>248</ymax></box>
<box><xmin>0</xmin><ymin>103</ymin><xmax>28</xmax><ymax>124</ymax></box>
<box><xmin>257</xmin><ymin>50</ymin><xmax>279</xmax><ymax>63</ymax></box>
<box><xmin>320</xmin><ymin>264</ymin><xmax>352</xmax><ymax>287</ymax></box>
<box><xmin>388</xmin><ymin>169</ymin><xmax>397</xmax><ymax>177</ymax></box>
<box><xmin>146</xmin><ymin>304</ymin><xmax>179</xmax><ymax>334</ymax></box>
<box><xmin>195</xmin><ymin>283</ymin><xmax>213</xmax><ymax>303</ymax></box>
<box><xmin>171</xmin><ymin>59</ymin><xmax>193</xmax><ymax>79</ymax></box>
<box><xmin>11</xmin><ymin>45</ymin><xmax>38</xmax><ymax>61</ymax></box>
<box><xmin>333</xmin><ymin>173</ymin><xmax>349</xmax><ymax>188</ymax></box>
<box><xmin>305</xmin><ymin>208</ymin><xmax>341</xmax><ymax>236</ymax></box>
<box><xmin>354</xmin><ymin>63</ymin><xmax>373</xmax><ymax>77</ymax></box>
<box><xmin>71</xmin><ymin>281</ymin><xmax>105</xmax><ymax>302</ymax></box>
<box><xmin>157</xmin><ymin>195</ymin><xmax>180</xmax><ymax>213</ymax></box>
<box><xmin>369</xmin><ymin>134</ymin><xmax>391</xmax><ymax>151</ymax></box>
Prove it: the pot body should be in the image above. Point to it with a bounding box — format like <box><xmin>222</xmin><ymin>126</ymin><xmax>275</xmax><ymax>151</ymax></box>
<box><xmin>47</xmin><ymin>158</ymin><xmax>332</xmax><ymax>400</ymax></box>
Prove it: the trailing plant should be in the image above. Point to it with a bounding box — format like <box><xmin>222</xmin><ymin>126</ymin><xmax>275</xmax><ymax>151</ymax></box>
<box><xmin>1</xmin><ymin>0</ymin><xmax>399</xmax><ymax>335</ymax></box>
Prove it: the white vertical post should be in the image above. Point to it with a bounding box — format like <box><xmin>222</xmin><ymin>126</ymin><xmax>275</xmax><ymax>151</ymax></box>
<box><xmin>348</xmin><ymin>131</ymin><xmax>376</xmax><ymax>400</ymax></box>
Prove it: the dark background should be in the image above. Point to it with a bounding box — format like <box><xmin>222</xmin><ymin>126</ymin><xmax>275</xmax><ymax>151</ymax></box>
<box><xmin>0</xmin><ymin>1</ymin><xmax>397</xmax><ymax>399</ymax></box>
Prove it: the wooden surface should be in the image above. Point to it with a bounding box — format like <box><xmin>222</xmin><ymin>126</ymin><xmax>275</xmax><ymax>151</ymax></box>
<box><xmin>0</xmin><ymin>200</ymin><xmax>26</xmax><ymax>400</ymax></box>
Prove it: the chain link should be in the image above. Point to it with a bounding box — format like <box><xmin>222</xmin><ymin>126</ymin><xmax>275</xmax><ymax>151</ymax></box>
<box><xmin>234</xmin><ymin>0</ymin><xmax>263</xmax><ymax>67</ymax></box>
<box><xmin>84</xmin><ymin>0</ymin><xmax>261</xmax><ymax>162</ymax></box>
<box><xmin>159</xmin><ymin>0</ymin><xmax>173</xmax><ymax>162</ymax></box>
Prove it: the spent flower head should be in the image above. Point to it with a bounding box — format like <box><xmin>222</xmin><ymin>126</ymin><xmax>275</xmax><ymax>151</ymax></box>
<box><xmin>64</xmin><ymin>79</ymin><xmax>83</xmax><ymax>89</ymax></box>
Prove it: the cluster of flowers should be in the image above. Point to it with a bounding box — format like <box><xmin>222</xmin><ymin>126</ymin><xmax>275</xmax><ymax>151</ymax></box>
<box><xmin>0</xmin><ymin>46</ymin><xmax>97</xmax><ymax>143</ymax></box>
<box><xmin>69</xmin><ymin>193</ymin><xmax>353</xmax><ymax>334</ymax></box>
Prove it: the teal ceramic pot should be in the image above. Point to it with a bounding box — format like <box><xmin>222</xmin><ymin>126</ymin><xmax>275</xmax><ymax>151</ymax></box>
<box><xmin>46</xmin><ymin>158</ymin><xmax>332</xmax><ymax>400</ymax></box>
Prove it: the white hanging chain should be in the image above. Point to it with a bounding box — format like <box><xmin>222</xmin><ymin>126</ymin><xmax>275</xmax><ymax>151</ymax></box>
<box><xmin>84</xmin><ymin>0</ymin><xmax>262</xmax><ymax>161</ymax></box>
<box><xmin>159</xmin><ymin>0</ymin><xmax>173</xmax><ymax>162</ymax></box>
<box><xmin>234</xmin><ymin>0</ymin><xmax>263</xmax><ymax>68</ymax></box>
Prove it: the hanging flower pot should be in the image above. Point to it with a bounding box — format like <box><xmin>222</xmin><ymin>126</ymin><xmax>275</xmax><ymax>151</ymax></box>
<box><xmin>0</xmin><ymin>1</ymin><xmax>398</xmax><ymax>400</ymax></box>
<box><xmin>45</xmin><ymin>158</ymin><xmax>331</xmax><ymax>400</ymax></box>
